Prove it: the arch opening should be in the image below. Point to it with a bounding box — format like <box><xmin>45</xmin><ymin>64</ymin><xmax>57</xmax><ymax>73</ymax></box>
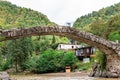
<box><xmin>0</xmin><ymin>26</ymin><xmax>120</xmax><ymax>77</ymax></box>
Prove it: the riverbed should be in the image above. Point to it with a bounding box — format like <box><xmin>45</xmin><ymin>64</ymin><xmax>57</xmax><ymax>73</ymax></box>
<box><xmin>10</xmin><ymin>72</ymin><xmax>120</xmax><ymax>80</ymax></box>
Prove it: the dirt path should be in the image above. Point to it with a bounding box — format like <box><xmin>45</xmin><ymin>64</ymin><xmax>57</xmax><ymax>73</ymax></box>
<box><xmin>10</xmin><ymin>72</ymin><xmax>93</xmax><ymax>80</ymax></box>
<box><xmin>10</xmin><ymin>72</ymin><xmax>120</xmax><ymax>80</ymax></box>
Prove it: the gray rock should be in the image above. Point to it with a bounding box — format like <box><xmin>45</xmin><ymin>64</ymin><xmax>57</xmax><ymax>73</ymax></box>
<box><xmin>0</xmin><ymin>72</ymin><xmax>9</xmax><ymax>80</ymax></box>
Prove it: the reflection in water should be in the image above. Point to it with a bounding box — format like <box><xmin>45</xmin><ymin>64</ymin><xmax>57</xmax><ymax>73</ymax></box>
<box><xmin>10</xmin><ymin>72</ymin><xmax>120</xmax><ymax>80</ymax></box>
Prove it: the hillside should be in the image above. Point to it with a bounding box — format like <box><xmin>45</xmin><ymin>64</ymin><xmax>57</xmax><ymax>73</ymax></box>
<box><xmin>73</xmin><ymin>2</ymin><xmax>120</xmax><ymax>42</ymax></box>
<box><xmin>73</xmin><ymin>2</ymin><xmax>120</xmax><ymax>28</ymax></box>
<box><xmin>0</xmin><ymin>1</ymin><xmax>54</xmax><ymax>29</ymax></box>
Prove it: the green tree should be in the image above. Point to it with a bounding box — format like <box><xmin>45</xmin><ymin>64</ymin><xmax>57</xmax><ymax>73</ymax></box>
<box><xmin>62</xmin><ymin>52</ymin><xmax>79</xmax><ymax>70</ymax></box>
<box><xmin>51</xmin><ymin>35</ymin><xmax>56</xmax><ymax>44</ymax></box>
<box><xmin>36</xmin><ymin>49</ymin><xmax>64</xmax><ymax>73</ymax></box>
<box><xmin>108</xmin><ymin>31</ymin><xmax>120</xmax><ymax>42</ymax></box>
<box><xmin>4</xmin><ymin>37</ymin><xmax>33</xmax><ymax>72</ymax></box>
<box><xmin>95</xmin><ymin>50</ymin><xmax>106</xmax><ymax>71</ymax></box>
<box><xmin>25</xmin><ymin>49</ymin><xmax>80</xmax><ymax>73</ymax></box>
<box><xmin>104</xmin><ymin>15</ymin><xmax>120</xmax><ymax>39</ymax></box>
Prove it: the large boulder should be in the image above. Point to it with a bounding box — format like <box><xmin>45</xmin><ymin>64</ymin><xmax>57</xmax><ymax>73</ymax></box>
<box><xmin>0</xmin><ymin>72</ymin><xmax>9</xmax><ymax>80</ymax></box>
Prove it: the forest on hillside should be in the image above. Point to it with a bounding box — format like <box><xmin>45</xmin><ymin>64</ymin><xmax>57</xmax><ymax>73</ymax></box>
<box><xmin>0</xmin><ymin>1</ymin><xmax>55</xmax><ymax>29</ymax></box>
<box><xmin>73</xmin><ymin>2</ymin><xmax>120</xmax><ymax>42</ymax></box>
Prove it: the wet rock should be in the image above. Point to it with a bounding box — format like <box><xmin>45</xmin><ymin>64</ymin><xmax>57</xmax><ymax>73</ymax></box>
<box><xmin>94</xmin><ymin>70</ymin><xmax>100</xmax><ymax>77</ymax></box>
<box><xmin>106</xmin><ymin>72</ymin><xmax>119</xmax><ymax>78</ymax></box>
<box><xmin>101</xmin><ymin>70</ymin><xmax>107</xmax><ymax>77</ymax></box>
<box><xmin>89</xmin><ymin>62</ymin><xmax>99</xmax><ymax>77</ymax></box>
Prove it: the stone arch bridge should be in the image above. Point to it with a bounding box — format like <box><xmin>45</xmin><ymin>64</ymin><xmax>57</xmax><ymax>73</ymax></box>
<box><xmin>0</xmin><ymin>26</ymin><xmax>120</xmax><ymax>77</ymax></box>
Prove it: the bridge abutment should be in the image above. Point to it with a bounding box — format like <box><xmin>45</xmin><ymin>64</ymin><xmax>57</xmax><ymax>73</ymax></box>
<box><xmin>105</xmin><ymin>54</ymin><xmax>120</xmax><ymax>77</ymax></box>
<box><xmin>90</xmin><ymin>53</ymin><xmax>120</xmax><ymax>78</ymax></box>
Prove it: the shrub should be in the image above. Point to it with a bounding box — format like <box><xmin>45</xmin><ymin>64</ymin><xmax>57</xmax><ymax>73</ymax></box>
<box><xmin>78</xmin><ymin>62</ymin><xmax>91</xmax><ymax>71</ymax></box>
<box><xmin>95</xmin><ymin>50</ymin><xmax>106</xmax><ymax>71</ymax></box>
<box><xmin>0</xmin><ymin>59</ymin><xmax>11</xmax><ymax>71</ymax></box>
<box><xmin>22</xmin><ymin>54</ymin><xmax>39</xmax><ymax>72</ymax></box>
<box><xmin>24</xmin><ymin>49</ymin><xmax>79</xmax><ymax>73</ymax></box>
<box><xmin>36</xmin><ymin>49</ymin><xmax>64</xmax><ymax>73</ymax></box>
<box><xmin>62</xmin><ymin>52</ymin><xmax>79</xmax><ymax>71</ymax></box>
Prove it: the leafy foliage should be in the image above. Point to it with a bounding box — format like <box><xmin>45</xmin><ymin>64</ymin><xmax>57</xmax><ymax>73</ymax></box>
<box><xmin>95</xmin><ymin>50</ymin><xmax>106</xmax><ymax>71</ymax></box>
<box><xmin>0</xmin><ymin>54</ymin><xmax>11</xmax><ymax>71</ymax></box>
<box><xmin>22</xmin><ymin>54</ymin><xmax>39</xmax><ymax>72</ymax></box>
<box><xmin>25</xmin><ymin>49</ymin><xmax>79</xmax><ymax>73</ymax></box>
<box><xmin>108</xmin><ymin>31</ymin><xmax>120</xmax><ymax>42</ymax></box>
<box><xmin>78</xmin><ymin>63</ymin><xmax>91</xmax><ymax>71</ymax></box>
<box><xmin>3</xmin><ymin>37</ymin><xmax>33</xmax><ymax>72</ymax></box>
<box><xmin>62</xmin><ymin>52</ymin><xmax>79</xmax><ymax>70</ymax></box>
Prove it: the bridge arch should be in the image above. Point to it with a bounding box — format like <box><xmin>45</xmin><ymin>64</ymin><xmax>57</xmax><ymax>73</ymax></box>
<box><xmin>0</xmin><ymin>26</ymin><xmax>120</xmax><ymax>77</ymax></box>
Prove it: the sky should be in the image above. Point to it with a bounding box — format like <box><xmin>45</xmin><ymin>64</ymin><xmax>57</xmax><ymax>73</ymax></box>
<box><xmin>7</xmin><ymin>0</ymin><xmax>120</xmax><ymax>25</ymax></box>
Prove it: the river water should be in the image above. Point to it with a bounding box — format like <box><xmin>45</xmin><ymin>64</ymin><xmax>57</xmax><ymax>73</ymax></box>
<box><xmin>10</xmin><ymin>72</ymin><xmax>120</xmax><ymax>80</ymax></box>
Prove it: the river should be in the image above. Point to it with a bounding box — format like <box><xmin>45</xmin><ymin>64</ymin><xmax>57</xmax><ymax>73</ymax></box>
<box><xmin>10</xmin><ymin>72</ymin><xmax>120</xmax><ymax>80</ymax></box>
